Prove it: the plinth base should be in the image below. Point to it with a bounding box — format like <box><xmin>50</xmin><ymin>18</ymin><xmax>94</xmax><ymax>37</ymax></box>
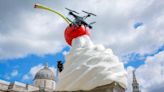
<box><xmin>55</xmin><ymin>82</ymin><xmax>125</xmax><ymax>92</ymax></box>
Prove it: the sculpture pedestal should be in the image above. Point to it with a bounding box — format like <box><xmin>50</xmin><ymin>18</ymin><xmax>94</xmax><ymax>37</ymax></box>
<box><xmin>55</xmin><ymin>82</ymin><xmax>125</xmax><ymax>92</ymax></box>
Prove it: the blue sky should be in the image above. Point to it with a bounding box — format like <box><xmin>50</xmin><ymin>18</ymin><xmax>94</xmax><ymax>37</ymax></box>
<box><xmin>0</xmin><ymin>0</ymin><xmax>164</xmax><ymax>92</ymax></box>
<box><xmin>125</xmin><ymin>44</ymin><xmax>164</xmax><ymax>68</ymax></box>
<box><xmin>1</xmin><ymin>45</ymin><xmax>163</xmax><ymax>84</ymax></box>
<box><xmin>0</xmin><ymin>46</ymin><xmax>70</xmax><ymax>84</ymax></box>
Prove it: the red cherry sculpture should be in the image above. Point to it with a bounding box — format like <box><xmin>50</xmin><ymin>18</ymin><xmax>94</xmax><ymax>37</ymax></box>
<box><xmin>64</xmin><ymin>25</ymin><xmax>90</xmax><ymax>46</ymax></box>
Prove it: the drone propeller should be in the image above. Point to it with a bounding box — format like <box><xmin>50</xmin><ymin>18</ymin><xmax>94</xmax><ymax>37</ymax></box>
<box><xmin>65</xmin><ymin>8</ymin><xmax>79</xmax><ymax>14</ymax></box>
<box><xmin>89</xmin><ymin>21</ymin><xmax>96</xmax><ymax>25</ymax></box>
<box><xmin>82</xmin><ymin>10</ymin><xmax>96</xmax><ymax>16</ymax></box>
<box><xmin>87</xmin><ymin>22</ymin><xmax>96</xmax><ymax>29</ymax></box>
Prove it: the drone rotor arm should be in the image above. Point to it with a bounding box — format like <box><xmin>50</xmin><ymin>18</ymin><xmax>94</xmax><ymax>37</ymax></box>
<box><xmin>82</xmin><ymin>10</ymin><xmax>96</xmax><ymax>16</ymax></box>
<box><xmin>65</xmin><ymin>8</ymin><xmax>79</xmax><ymax>14</ymax></box>
<box><xmin>89</xmin><ymin>21</ymin><xmax>96</xmax><ymax>25</ymax></box>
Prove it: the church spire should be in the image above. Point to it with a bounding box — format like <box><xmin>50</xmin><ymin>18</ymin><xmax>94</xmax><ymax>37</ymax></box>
<box><xmin>132</xmin><ymin>70</ymin><xmax>141</xmax><ymax>92</ymax></box>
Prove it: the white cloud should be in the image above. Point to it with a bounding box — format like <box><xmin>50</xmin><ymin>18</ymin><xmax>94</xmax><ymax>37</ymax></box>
<box><xmin>135</xmin><ymin>51</ymin><xmax>164</xmax><ymax>92</ymax></box>
<box><xmin>29</xmin><ymin>64</ymin><xmax>44</xmax><ymax>78</ymax></box>
<box><xmin>11</xmin><ymin>70</ymin><xmax>18</xmax><ymax>77</ymax></box>
<box><xmin>0</xmin><ymin>11</ymin><xmax>66</xmax><ymax>60</ymax></box>
<box><xmin>4</xmin><ymin>74</ymin><xmax>10</xmax><ymax>80</ymax></box>
<box><xmin>0</xmin><ymin>0</ymin><xmax>163</xmax><ymax>61</ymax></box>
<box><xmin>22</xmin><ymin>74</ymin><xmax>29</xmax><ymax>81</ymax></box>
<box><xmin>22</xmin><ymin>64</ymin><xmax>43</xmax><ymax>81</ymax></box>
<box><xmin>78</xmin><ymin>0</ymin><xmax>164</xmax><ymax>57</ymax></box>
<box><xmin>62</xmin><ymin>50</ymin><xmax>69</xmax><ymax>56</ymax></box>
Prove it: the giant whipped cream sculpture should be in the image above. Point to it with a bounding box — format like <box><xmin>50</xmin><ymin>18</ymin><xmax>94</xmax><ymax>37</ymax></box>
<box><xmin>34</xmin><ymin>4</ymin><xmax>127</xmax><ymax>91</ymax></box>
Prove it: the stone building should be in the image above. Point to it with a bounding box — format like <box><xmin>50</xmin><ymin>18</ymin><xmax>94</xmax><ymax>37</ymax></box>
<box><xmin>34</xmin><ymin>63</ymin><xmax>56</xmax><ymax>91</ymax></box>
<box><xmin>0</xmin><ymin>64</ymin><xmax>56</xmax><ymax>92</ymax></box>
<box><xmin>0</xmin><ymin>80</ymin><xmax>39</xmax><ymax>92</ymax></box>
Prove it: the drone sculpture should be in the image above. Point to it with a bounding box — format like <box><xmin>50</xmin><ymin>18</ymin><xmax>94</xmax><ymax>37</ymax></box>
<box><xmin>34</xmin><ymin>4</ymin><xmax>96</xmax><ymax>45</ymax></box>
<box><xmin>65</xmin><ymin>8</ymin><xmax>96</xmax><ymax>29</ymax></box>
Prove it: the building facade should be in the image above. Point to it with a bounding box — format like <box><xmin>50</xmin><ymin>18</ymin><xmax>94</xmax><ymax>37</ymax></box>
<box><xmin>0</xmin><ymin>64</ymin><xmax>56</xmax><ymax>92</ymax></box>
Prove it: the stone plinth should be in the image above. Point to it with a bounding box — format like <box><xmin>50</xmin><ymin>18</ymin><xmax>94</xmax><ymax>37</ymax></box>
<box><xmin>54</xmin><ymin>82</ymin><xmax>125</xmax><ymax>92</ymax></box>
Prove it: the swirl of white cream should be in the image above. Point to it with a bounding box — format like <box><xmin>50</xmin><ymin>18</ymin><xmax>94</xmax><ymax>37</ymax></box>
<box><xmin>55</xmin><ymin>35</ymin><xmax>127</xmax><ymax>91</ymax></box>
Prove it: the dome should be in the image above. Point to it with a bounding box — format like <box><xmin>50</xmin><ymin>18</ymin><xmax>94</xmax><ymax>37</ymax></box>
<box><xmin>34</xmin><ymin>64</ymin><xmax>55</xmax><ymax>80</ymax></box>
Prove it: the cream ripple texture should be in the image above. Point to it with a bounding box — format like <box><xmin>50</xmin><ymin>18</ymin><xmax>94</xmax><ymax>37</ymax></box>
<box><xmin>56</xmin><ymin>35</ymin><xmax>127</xmax><ymax>91</ymax></box>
